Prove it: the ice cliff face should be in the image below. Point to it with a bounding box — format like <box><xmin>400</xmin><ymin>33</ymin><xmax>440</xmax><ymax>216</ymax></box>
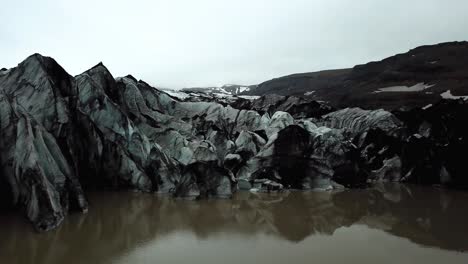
<box><xmin>1</xmin><ymin>53</ymin><xmax>467</xmax><ymax>231</ymax></box>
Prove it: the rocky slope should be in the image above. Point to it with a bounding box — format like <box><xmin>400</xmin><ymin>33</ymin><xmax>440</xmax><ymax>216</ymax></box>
<box><xmin>1</xmin><ymin>53</ymin><xmax>467</xmax><ymax>232</ymax></box>
<box><xmin>243</xmin><ymin>41</ymin><xmax>468</xmax><ymax>110</ymax></box>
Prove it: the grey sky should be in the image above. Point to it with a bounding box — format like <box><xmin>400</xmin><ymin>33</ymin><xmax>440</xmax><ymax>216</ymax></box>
<box><xmin>1</xmin><ymin>0</ymin><xmax>468</xmax><ymax>88</ymax></box>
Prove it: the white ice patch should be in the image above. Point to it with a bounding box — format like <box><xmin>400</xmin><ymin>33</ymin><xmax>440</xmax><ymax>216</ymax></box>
<box><xmin>429</xmin><ymin>61</ymin><xmax>438</xmax><ymax>64</ymax></box>
<box><xmin>238</xmin><ymin>86</ymin><xmax>250</xmax><ymax>93</ymax></box>
<box><xmin>238</xmin><ymin>95</ymin><xmax>260</xmax><ymax>100</ymax></box>
<box><xmin>440</xmin><ymin>90</ymin><xmax>468</xmax><ymax>100</ymax></box>
<box><xmin>164</xmin><ymin>90</ymin><xmax>190</xmax><ymax>100</ymax></box>
<box><xmin>304</xmin><ymin>91</ymin><xmax>315</xmax><ymax>96</ymax></box>
<box><xmin>374</xmin><ymin>83</ymin><xmax>435</xmax><ymax>93</ymax></box>
<box><xmin>216</xmin><ymin>87</ymin><xmax>229</xmax><ymax>94</ymax></box>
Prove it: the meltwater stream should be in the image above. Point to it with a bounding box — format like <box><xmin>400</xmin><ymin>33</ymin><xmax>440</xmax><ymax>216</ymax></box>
<box><xmin>1</xmin><ymin>183</ymin><xmax>467</xmax><ymax>264</ymax></box>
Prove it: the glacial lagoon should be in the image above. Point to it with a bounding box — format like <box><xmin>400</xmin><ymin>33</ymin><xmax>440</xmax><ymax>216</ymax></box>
<box><xmin>1</xmin><ymin>184</ymin><xmax>468</xmax><ymax>264</ymax></box>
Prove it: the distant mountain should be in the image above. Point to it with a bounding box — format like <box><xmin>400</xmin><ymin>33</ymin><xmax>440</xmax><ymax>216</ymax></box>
<box><xmin>182</xmin><ymin>84</ymin><xmax>257</xmax><ymax>95</ymax></box>
<box><xmin>243</xmin><ymin>41</ymin><xmax>468</xmax><ymax>110</ymax></box>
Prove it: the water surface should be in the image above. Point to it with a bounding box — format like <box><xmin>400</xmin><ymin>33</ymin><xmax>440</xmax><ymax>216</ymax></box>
<box><xmin>1</xmin><ymin>183</ymin><xmax>467</xmax><ymax>264</ymax></box>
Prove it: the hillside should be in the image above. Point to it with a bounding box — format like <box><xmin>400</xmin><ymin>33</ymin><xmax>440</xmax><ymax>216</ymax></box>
<box><xmin>244</xmin><ymin>41</ymin><xmax>468</xmax><ymax>110</ymax></box>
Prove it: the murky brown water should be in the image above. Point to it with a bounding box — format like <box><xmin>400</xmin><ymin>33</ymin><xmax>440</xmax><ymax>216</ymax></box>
<box><xmin>1</xmin><ymin>183</ymin><xmax>468</xmax><ymax>264</ymax></box>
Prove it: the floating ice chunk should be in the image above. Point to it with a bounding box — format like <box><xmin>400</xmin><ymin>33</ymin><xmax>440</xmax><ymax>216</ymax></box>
<box><xmin>422</xmin><ymin>104</ymin><xmax>433</xmax><ymax>110</ymax></box>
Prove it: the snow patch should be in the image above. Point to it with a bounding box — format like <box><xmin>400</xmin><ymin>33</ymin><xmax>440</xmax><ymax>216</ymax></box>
<box><xmin>238</xmin><ymin>95</ymin><xmax>260</xmax><ymax>100</ymax></box>
<box><xmin>374</xmin><ymin>83</ymin><xmax>435</xmax><ymax>93</ymax></box>
<box><xmin>304</xmin><ymin>91</ymin><xmax>315</xmax><ymax>96</ymax></box>
<box><xmin>220</xmin><ymin>88</ymin><xmax>229</xmax><ymax>94</ymax></box>
<box><xmin>196</xmin><ymin>87</ymin><xmax>230</xmax><ymax>94</ymax></box>
<box><xmin>440</xmin><ymin>90</ymin><xmax>468</xmax><ymax>100</ymax></box>
<box><xmin>238</xmin><ymin>86</ymin><xmax>250</xmax><ymax>93</ymax></box>
<box><xmin>164</xmin><ymin>90</ymin><xmax>190</xmax><ymax>100</ymax></box>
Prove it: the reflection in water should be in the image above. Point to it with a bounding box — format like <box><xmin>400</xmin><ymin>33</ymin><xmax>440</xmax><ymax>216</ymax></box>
<box><xmin>1</xmin><ymin>184</ymin><xmax>468</xmax><ymax>264</ymax></box>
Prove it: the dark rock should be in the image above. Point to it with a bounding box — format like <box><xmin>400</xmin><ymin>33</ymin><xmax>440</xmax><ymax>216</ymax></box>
<box><xmin>228</xmin><ymin>97</ymin><xmax>253</xmax><ymax>110</ymax></box>
<box><xmin>223</xmin><ymin>154</ymin><xmax>242</xmax><ymax>172</ymax></box>
<box><xmin>352</xmin><ymin>129</ymin><xmax>403</xmax><ymax>184</ymax></box>
<box><xmin>272</xmin><ymin>125</ymin><xmax>317</xmax><ymax>189</ymax></box>
<box><xmin>246</xmin><ymin>94</ymin><xmax>334</xmax><ymax>119</ymax></box>
<box><xmin>396</xmin><ymin>100</ymin><xmax>468</xmax><ymax>188</ymax></box>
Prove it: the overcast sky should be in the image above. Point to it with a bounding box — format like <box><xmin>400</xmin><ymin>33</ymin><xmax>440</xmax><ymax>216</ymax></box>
<box><xmin>1</xmin><ymin>0</ymin><xmax>467</xmax><ymax>88</ymax></box>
